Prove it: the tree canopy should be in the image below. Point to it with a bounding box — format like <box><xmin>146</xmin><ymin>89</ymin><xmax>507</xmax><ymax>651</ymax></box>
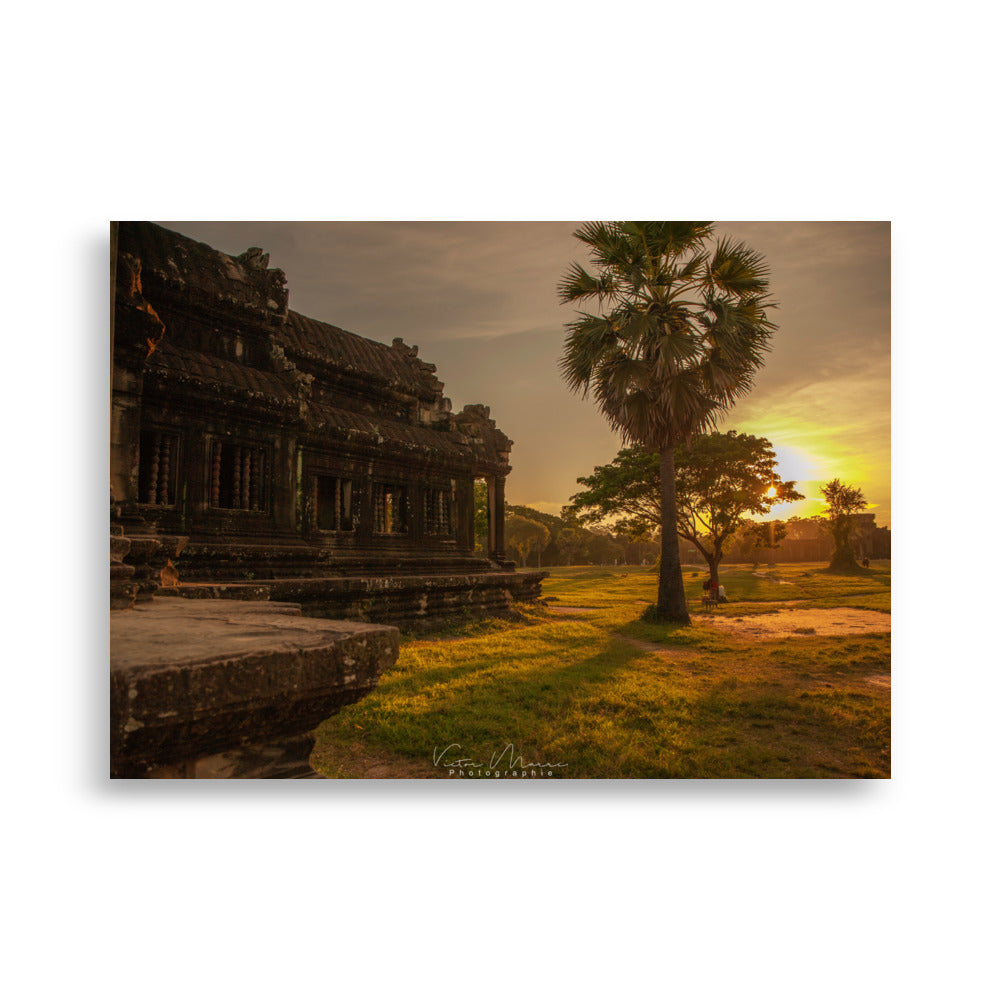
<box><xmin>505</xmin><ymin>514</ymin><xmax>550</xmax><ymax>568</ymax></box>
<box><xmin>566</xmin><ymin>431</ymin><xmax>802</xmax><ymax>584</ymax></box>
<box><xmin>559</xmin><ymin>222</ymin><xmax>778</xmax><ymax>621</ymax></box>
<box><xmin>565</xmin><ymin>446</ymin><xmax>661</xmax><ymax>539</ymax></box>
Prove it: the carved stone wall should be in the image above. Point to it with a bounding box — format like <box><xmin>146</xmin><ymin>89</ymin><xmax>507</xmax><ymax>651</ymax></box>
<box><xmin>111</xmin><ymin>222</ymin><xmax>542</xmax><ymax>622</ymax></box>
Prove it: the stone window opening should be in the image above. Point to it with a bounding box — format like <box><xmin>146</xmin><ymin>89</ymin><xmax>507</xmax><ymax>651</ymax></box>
<box><xmin>210</xmin><ymin>440</ymin><xmax>267</xmax><ymax>511</ymax></box>
<box><xmin>314</xmin><ymin>475</ymin><xmax>355</xmax><ymax>532</ymax></box>
<box><xmin>374</xmin><ymin>483</ymin><xmax>407</xmax><ymax>534</ymax></box>
<box><xmin>424</xmin><ymin>486</ymin><xmax>454</xmax><ymax>536</ymax></box>
<box><xmin>138</xmin><ymin>431</ymin><xmax>179</xmax><ymax>505</ymax></box>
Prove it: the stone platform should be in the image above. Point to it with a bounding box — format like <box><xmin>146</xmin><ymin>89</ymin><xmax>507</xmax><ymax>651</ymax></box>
<box><xmin>161</xmin><ymin>569</ymin><xmax>547</xmax><ymax>630</ymax></box>
<box><xmin>110</xmin><ymin>597</ymin><xmax>399</xmax><ymax>778</ymax></box>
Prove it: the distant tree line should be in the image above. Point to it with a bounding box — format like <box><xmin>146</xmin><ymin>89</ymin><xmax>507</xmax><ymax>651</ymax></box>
<box><xmin>489</xmin><ymin>498</ymin><xmax>660</xmax><ymax>569</ymax></box>
<box><xmin>723</xmin><ymin>513</ymin><xmax>890</xmax><ymax>566</ymax></box>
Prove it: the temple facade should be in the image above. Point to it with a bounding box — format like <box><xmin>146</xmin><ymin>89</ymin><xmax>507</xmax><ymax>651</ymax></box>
<box><xmin>110</xmin><ymin>221</ymin><xmax>544</xmax><ymax>625</ymax></box>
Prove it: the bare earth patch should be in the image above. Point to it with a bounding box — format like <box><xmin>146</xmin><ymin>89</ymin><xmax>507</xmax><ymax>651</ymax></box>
<box><xmin>709</xmin><ymin>607</ymin><xmax>890</xmax><ymax>639</ymax></box>
<box><xmin>313</xmin><ymin>739</ymin><xmax>442</xmax><ymax>779</ymax></box>
<box><xmin>548</xmin><ymin>606</ymin><xmax>599</xmax><ymax>615</ymax></box>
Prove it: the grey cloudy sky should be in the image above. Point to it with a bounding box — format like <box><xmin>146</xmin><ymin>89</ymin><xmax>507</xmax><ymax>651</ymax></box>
<box><xmin>160</xmin><ymin>221</ymin><xmax>891</xmax><ymax>526</ymax></box>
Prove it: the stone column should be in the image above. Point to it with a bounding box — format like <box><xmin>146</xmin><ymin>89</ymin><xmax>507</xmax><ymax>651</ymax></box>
<box><xmin>490</xmin><ymin>476</ymin><xmax>506</xmax><ymax>562</ymax></box>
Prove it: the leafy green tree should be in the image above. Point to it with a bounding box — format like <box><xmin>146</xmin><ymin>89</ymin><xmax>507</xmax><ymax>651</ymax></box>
<box><xmin>586</xmin><ymin>530</ymin><xmax>626</xmax><ymax>566</ymax></box>
<box><xmin>506</xmin><ymin>503</ymin><xmax>564</xmax><ymax>537</ymax></box>
<box><xmin>567</xmin><ymin>432</ymin><xmax>801</xmax><ymax>586</ymax></box>
<box><xmin>738</xmin><ymin>519</ymin><xmax>789</xmax><ymax>566</ymax></box>
<box><xmin>506</xmin><ymin>503</ymin><xmax>566</xmax><ymax>565</ymax></box>
<box><xmin>506</xmin><ymin>514</ymin><xmax>550</xmax><ymax>568</ymax></box>
<box><xmin>820</xmin><ymin>478</ymin><xmax>868</xmax><ymax>571</ymax></box>
<box><xmin>555</xmin><ymin>525</ymin><xmax>591</xmax><ymax>566</ymax></box>
<box><xmin>782</xmin><ymin>515</ymin><xmax>829</xmax><ymax>541</ymax></box>
<box><xmin>559</xmin><ymin>222</ymin><xmax>777</xmax><ymax>621</ymax></box>
<box><xmin>564</xmin><ymin>446</ymin><xmax>662</xmax><ymax>538</ymax></box>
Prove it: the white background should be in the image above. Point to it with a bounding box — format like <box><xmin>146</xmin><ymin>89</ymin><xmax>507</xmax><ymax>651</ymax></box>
<box><xmin>4</xmin><ymin>2</ymin><xmax>997</xmax><ymax>997</ymax></box>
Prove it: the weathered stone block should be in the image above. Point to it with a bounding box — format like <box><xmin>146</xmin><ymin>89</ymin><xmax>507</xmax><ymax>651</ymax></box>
<box><xmin>110</xmin><ymin>597</ymin><xmax>399</xmax><ymax>777</ymax></box>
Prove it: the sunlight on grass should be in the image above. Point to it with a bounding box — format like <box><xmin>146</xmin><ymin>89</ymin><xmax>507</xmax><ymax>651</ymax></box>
<box><xmin>312</xmin><ymin>561</ymin><xmax>890</xmax><ymax>779</ymax></box>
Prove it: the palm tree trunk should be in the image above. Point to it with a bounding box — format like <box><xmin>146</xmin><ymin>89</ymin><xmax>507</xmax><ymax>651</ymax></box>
<box><xmin>657</xmin><ymin>448</ymin><xmax>691</xmax><ymax>622</ymax></box>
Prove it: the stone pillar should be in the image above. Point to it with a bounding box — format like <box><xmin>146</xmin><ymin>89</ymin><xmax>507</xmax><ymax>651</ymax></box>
<box><xmin>490</xmin><ymin>476</ymin><xmax>506</xmax><ymax>562</ymax></box>
<box><xmin>486</xmin><ymin>478</ymin><xmax>496</xmax><ymax>557</ymax></box>
<box><xmin>455</xmin><ymin>478</ymin><xmax>474</xmax><ymax>551</ymax></box>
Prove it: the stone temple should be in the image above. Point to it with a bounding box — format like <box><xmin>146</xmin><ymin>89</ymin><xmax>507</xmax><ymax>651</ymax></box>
<box><xmin>110</xmin><ymin>221</ymin><xmax>545</xmax><ymax>777</ymax></box>
<box><xmin>111</xmin><ymin>221</ymin><xmax>544</xmax><ymax>621</ymax></box>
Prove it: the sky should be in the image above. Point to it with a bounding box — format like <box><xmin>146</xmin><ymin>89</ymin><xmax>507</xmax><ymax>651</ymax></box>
<box><xmin>159</xmin><ymin>221</ymin><xmax>891</xmax><ymax>527</ymax></box>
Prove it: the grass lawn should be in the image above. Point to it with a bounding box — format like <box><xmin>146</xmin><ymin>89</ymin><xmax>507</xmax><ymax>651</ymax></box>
<box><xmin>311</xmin><ymin>561</ymin><xmax>890</xmax><ymax>779</ymax></box>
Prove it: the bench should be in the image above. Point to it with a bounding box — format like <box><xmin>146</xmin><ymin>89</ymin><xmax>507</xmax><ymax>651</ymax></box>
<box><xmin>701</xmin><ymin>593</ymin><xmax>718</xmax><ymax>610</ymax></box>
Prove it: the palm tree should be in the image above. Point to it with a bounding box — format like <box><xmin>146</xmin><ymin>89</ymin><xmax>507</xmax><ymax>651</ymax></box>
<box><xmin>559</xmin><ymin>222</ymin><xmax>777</xmax><ymax>622</ymax></box>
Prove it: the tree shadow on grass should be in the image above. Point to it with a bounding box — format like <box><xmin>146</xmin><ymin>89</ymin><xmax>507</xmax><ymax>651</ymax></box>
<box><xmin>386</xmin><ymin>620</ymin><xmax>599</xmax><ymax>693</ymax></box>
<box><xmin>401</xmin><ymin>635</ymin><xmax>648</xmax><ymax>723</ymax></box>
<box><xmin>681</xmin><ymin>676</ymin><xmax>890</xmax><ymax>778</ymax></box>
<box><xmin>817</xmin><ymin>566</ymin><xmax>891</xmax><ymax>586</ymax></box>
<box><xmin>333</xmin><ymin>635</ymin><xmax>651</xmax><ymax>771</ymax></box>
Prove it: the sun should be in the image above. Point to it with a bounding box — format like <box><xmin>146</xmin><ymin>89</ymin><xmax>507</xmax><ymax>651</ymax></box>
<box><xmin>765</xmin><ymin>485</ymin><xmax>777</xmax><ymax>498</ymax></box>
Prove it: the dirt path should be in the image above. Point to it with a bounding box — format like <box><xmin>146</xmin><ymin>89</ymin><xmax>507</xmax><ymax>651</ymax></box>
<box><xmin>707</xmin><ymin>607</ymin><xmax>890</xmax><ymax>639</ymax></box>
<box><xmin>752</xmin><ymin>572</ymin><xmax>795</xmax><ymax>584</ymax></box>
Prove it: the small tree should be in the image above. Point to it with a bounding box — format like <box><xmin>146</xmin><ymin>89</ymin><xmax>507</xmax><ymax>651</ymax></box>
<box><xmin>739</xmin><ymin>519</ymin><xmax>789</xmax><ymax>566</ymax></box>
<box><xmin>820</xmin><ymin>479</ymin><xmax>867</xmax><ymax>571</ymax></box>
<box><xmin>567</xmin><ymin>432</ymin><xmax>802</xmax><ymax>586</ymax></box>
<box><xmin>555</xmin><ymin>525</ymin><xmax>591</xmax><ymax>566</ymax></box>
<box><xmin>506</xmin><ymin>514</ymin><xmax>550</xmax><ymax>568</ymax></box>
<box><xmin>587</xmin><ymin>530</ymin><xmax>626</xmax><ymax>566</ymax></box>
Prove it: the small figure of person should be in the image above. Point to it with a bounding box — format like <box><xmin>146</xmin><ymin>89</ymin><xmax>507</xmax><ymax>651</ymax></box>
<box><xmin>717</xmin><ymin>582</ymin><xmax>727</xmax><ymax>603</ymax></box>
<box><xmin>862</xmin><ymin>556</ymin><xmax>870</xmax><ymax>568</ymax></box>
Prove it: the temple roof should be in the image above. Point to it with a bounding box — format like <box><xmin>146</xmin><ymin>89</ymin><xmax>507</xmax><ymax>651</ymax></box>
<box><xmin>282</xmin><ymin>310</ymin><xmax>441</xmax><ymax>400</ymax></box>
<box><xmin>116</xmin><ymin>221</ymin><xmax>511</xmax><ymax>472</ymax></box>
<box><xmin>117</xmin><ymin>221</ymin><xmax>440</xmax><ymax>399</ymax></box>
<box><xmin>147</xmin><ymin>340</ymin><xmax>293</xmax><ymax>405</ymax></box>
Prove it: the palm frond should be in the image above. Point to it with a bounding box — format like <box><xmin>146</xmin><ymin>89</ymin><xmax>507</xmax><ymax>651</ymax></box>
<box><xmin>656</xmin><ymin>369</ymin><xmax>716</xmax><ymax>438</ymax></box>
<box><xmin>607</xmin><ymin>355</ymin><xmax>651</xmax><ymax>398</ymax></box>
<box><xmin>616</xmin><ymin>307</ymin><xmax>655</xmax><ymax>353</ymax></box>
<box><xmin>572</xmin><ymin>222</ymin><xmax>638</xmax><ymax>269</ymax></box>
<box><xmin>708</xmin><ymin>238</ymin><xmax>772</xmax><ymax>299</ymax></box>
<box><xmin>655</xmin><ymin>328</ymin><xmax>702</xmax><ymax>369</ymax></box>
<box><xmin>625</xmin><ymin>222</ymin><xmax>713</xmax><ymax>261</ymax></box>
<box><xmin>558</xmin><ymin>262</ymin><xmax>612</xmax><ymax>304</ymax></box>
<box><xmin>676</xmin><ymin>251</ymin><xmax>709</xmax><ymax>281</ymax></box>
<box><xmin>559</xmin><ymin>313</ymin><xmax>621</xmax><ymax>394</ymax></box>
